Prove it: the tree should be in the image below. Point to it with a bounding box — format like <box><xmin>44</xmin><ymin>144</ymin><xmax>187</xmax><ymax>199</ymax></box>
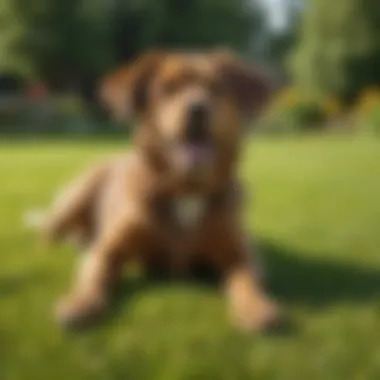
<box><xmin>0</xmin><ymin>0</ymin><xmax>266</xmax><ymax>116</ymax></box>
<box><xmin>290</xmin><ymin>0</ymin><xmax>380</xmax><ymax>105</ymax></box>
<box><xmin>112</xmin><ymin>0</ymin><xmax>265</xmax><ymax>61</ymax></box>
<box><xmin>0</xmin><ymin>0</ymin><xmax>114</xmax><ymax>87</ymax></box>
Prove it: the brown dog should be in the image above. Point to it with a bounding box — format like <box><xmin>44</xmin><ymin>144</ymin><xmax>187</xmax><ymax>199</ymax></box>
<box><xmin>35</xmin><ymin>49</ymin><xmax>281</xmax><ymax>332</ymax></box>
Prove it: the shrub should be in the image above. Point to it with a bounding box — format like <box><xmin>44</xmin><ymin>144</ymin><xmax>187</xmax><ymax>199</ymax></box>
<box><xmin>0</xmin><ymin>94</ymin><xmax>128</xmax><ymax>136</ymax></box>
<box><xmin>258</xmin><ymin>87</ymin><xmax>331</xmax><ymax>134</ymax></box>
<box><xmin>353</xmin><ymin>87</ymin><xmax>380</xmax><ymax>135</ymax></box>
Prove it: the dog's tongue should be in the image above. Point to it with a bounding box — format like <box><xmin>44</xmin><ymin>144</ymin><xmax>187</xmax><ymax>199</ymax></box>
<box><xmin>176</xmin><ymin>143</ymin><xmax>212</xmax><ymax>168</ymax></box>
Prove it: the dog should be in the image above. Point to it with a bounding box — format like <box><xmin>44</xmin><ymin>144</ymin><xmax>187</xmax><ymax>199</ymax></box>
<box><xmin>28</xmin><ymin>49</ymin><xmax>282</xmax><ymax>332</ymax></box>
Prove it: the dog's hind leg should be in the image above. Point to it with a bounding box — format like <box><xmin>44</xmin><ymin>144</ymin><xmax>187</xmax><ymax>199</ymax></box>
<box><xmin>28</xmin><ymin>161</ymin><xmax>110</xmax><ymax>247</ymax></box>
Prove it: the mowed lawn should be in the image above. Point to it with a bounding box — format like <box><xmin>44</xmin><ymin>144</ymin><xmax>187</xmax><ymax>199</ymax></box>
<box><xmin>1</xmin><ymin>135</ymin><xmax>380</xmax><ymax>380</ymax></box>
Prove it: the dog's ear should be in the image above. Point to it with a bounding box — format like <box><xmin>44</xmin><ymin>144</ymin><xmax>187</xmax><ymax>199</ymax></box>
<box><xmin>98</xmin><ymin>65</ymin><xmax>131</xmax><ymax>122</ymax></box>
<box><xmin>99</xmin><ymin>51</ymin><xmax>165</xmax><ymax>121</ymax></box>
<box><xmin>125</xmin><ymin>50</ymin><xmax>166</xmax><ymax>117</ymax></box>
<box><xmin>213</xmin><ymin>48</ymin><xmax>273</xmax><ymax>120</ymax></box>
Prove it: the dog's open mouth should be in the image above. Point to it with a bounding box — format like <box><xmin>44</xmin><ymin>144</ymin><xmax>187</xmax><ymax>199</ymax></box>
<box><xmin>174</xmin><ymin>142</ymin><xmax>213</xmax><ymax>173</ymax></box>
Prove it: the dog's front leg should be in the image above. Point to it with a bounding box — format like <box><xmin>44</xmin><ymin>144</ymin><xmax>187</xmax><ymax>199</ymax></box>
<box><xmin>203</xmin><ymin>222</ymin><xmax>281</xmax><ymax>332</ymax></box>
<box><xmin>55</xmin><ymin>215</ymin><xmax>144</xmax><ymax>328</ymax></box>
<box><xmin>224</xmin><ymin>258</ymin><xmax>281</xmax><ymax>332</ymax></box>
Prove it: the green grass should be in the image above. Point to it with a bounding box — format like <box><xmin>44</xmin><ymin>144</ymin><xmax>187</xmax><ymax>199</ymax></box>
<box><xmin>1</xmin><ymin>135</ymin><xmax>380</xmax><ymax>380</ymax></box>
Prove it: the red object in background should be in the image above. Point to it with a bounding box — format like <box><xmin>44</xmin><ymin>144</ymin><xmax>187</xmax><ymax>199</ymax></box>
<box><xmin>26</xmin><ymin>82</ymin><xmax>49</xmax><ymax>101</ymax></box>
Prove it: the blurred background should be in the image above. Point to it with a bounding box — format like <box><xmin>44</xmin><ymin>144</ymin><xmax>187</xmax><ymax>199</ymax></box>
<box><xmin>0</xmin><ymin>0</ymin><xmax>379</xmax><ymax>136</ymax></box>
<box><xmin>1</xmin><ymin>1</ymin><xmax>380</xmax><ymax>380</ymax></box>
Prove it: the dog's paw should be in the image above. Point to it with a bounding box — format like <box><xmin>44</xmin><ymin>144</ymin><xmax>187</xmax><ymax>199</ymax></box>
<box><xmin>55</xmin><ymin>293</ymin><xmax>107</xmax><ymax>329</ymax></box>
<box><xmin>232</xmin><ymin>298</ymin><xmax>284</xmax><ymax>333</ymax></box>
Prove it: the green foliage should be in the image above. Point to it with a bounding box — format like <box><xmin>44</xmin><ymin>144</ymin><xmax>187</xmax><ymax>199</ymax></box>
<box><xmin>265</xmin><ymin>6</ymin><xmax>302</xmax><ymax>77</ymax></box>
<box><xmin>0</xmin><ymin>0</ymin><xmax>114</xmax><ymax>81</ymax></box>
<box><xmin>108</xmin><ymin>0</ymin><xmax>265</xmax><ymax>64</ymax></box>
<box><xmin>355</xmin><ymin>105</ymin><xmax>380</xmax><ymax>135</ymax></box>
<box><xmin>290</xmin><ymin>0</ymin><xmax>380</xmax><ymax>105</ymax></box>
<box><xmin>0</xmin><ymin>101</ymin><xmax>31</xmax><ymax>128</ymax></box>
<box><xmin>0</xmin><ymin>95</ymin><xmax>127</xmax><ymax>135</ymax></box>
<box><xmin>350</xmin><ymin>88</ymin><xmax>380</xmax><ymax>135</ymax></box>
<box><xmin>0</xmin><ymin>0</ymin><xmax>263</xmax><ymax>87</ymax></box>
<box><xmin>360</xmin><ymin>106</ymin><xmax>380</xmax><ymax>134</ymax></box>
<box><xmin>262</xmin><ymin>102</ymin><xmax>326</xmax><ymax>134</ymax></box>
<box><xmin>260</xmin><ymin>89</ymin><xmax>327</xmax><ymax>134</ymax></box>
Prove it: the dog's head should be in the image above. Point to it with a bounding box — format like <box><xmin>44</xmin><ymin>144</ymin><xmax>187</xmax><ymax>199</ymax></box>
<box><xmin>100</xmin><ymin>49</ymin><xmax>272</xmax><ymax>190</ymax></box>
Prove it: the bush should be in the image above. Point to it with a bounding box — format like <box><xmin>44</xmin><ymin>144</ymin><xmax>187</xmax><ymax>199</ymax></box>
<box><xmin>0</xmin><ymin>94</ymin><xmax>87</xmax><ymax>134</ymax></box>
<box><xmin>0</xmin><ymin>98</ymin><xmax>30</xmax><ymax>130</ymax></box>
<box><xmin>258</xmin><ymin>87</ymin><xmax>334</xmax><ymax>134</ymax></box>
<box><xmin>353</xmin><ymin>87</ymin><xmax>380</xmax><ymax>135</ymax></box>
<box><xmin>0</xmin><ymin>94</ymin><xmax>129</xmax><ymax>136</ymax></box>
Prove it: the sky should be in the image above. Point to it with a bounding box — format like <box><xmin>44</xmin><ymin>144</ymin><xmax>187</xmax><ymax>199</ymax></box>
<box><xmin>263</xmin><ymin>0</ymin><xmax>288</xmax><ymax>30</ymax></box>
<box><xmin>259</xmin><ymin>0</ymin><xmax>302</xmax><ymax>31</ymax></box>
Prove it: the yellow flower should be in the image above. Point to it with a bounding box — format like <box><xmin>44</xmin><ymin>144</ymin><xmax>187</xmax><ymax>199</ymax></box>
<box><xmin>323</xmin><ymin>97</ymin><xmax>343</xmax><ymax>117</ymax></box>
<box><xmin>273</xmin><ymin>87</ymin><xmax>300</xmax><ymax>108</ymax></box>
<box><xmin>355</xmin><ymin>87</ymin><xmax>380</xmax><ymax>116</ymax></box>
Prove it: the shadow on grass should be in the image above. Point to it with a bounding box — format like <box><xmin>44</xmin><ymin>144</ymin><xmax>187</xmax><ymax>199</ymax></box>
<box><xmin>107</xmin><ymin>238</ymin><xmax>380</xmax><ymax>324</ymax></box>
<box><xmin>260</xmin><ymin>239</ymin><xmax>380</xmax><ymax>308</ymax></box>
<box><xmin>4</xmin><ymin>238</ymin><xmax>379</xmax><ymax>331</ymax></box>
<box><xmin>0</xmin><ymin>271</ymin><xmax>48</xmax><ymax>296</ymax></box>
<box><xmin>108</xmin><ymin>262</ymin><xmax>222</xmax><ymax>319</ymax></box>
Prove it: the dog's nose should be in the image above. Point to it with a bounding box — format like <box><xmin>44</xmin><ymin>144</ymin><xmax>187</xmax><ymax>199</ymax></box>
<box><xmin>189</xmin><ymin>102</ymin><xmax>208</xmax><ymax>122</ymax></box>
<box><xmin>186</xmin><ymin>102</ymin><xmax>209</xmax><ymax>143</ymax></box>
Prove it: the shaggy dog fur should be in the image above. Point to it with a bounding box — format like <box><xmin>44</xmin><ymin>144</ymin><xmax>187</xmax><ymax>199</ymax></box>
<box><xmin>30</xmin><ymin>49</ymin><xmax>282</xmax><ymax>332</ymax></box>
